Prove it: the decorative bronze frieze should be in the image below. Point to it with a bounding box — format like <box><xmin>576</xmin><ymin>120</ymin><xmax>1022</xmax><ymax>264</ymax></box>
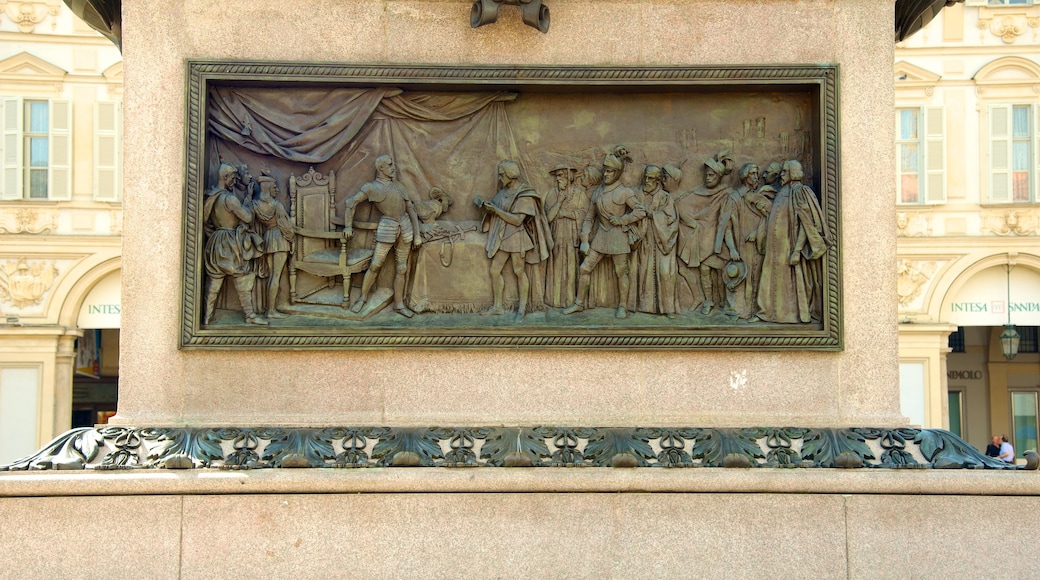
<box><xmin>3</xmin><ymin>426</ymin><xmax>1034</xmax><ymax>471</ymax></box>
<box><xmin>181</xmin><ymin>62</ymin><xmax>842</xmax><ymax>349</ymax></box>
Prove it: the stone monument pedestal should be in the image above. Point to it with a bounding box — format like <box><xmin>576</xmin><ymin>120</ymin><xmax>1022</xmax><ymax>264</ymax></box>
<box><xmin>2</xmin><ymin>0</ymin><xmax>1038</xmax><ymax>576</ymax></box>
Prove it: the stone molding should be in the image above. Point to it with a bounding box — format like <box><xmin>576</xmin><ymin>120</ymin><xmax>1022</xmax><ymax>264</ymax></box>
<box><xmin>0</xmin><ymin>208</ymin><xmax>57</xmax><ymax>234</ymax></box>
<box><xmin>3</xmin><ymin>467</ymin><xmax>1040</xmax><ymax>498</ymax></box>
<box><xmin>2</xmin><ymin>425</ymin><xmax>1035</xmax><ymax>471</ymax></box>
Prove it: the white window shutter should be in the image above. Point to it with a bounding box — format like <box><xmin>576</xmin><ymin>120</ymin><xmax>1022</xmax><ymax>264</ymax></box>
<box><xmin>1035</xmin><ymin>103</ymin><xmax>1040</xmax><ymax>201</ymax></box>
<box><xmin>93</xmin><ymin>101</ymin><xmax>120</xmax><ymax>202</ymax></box>
<box><xmin>989</xmin><ymin>104</ymin><xmax>1012</xmax><ymax>203</ymax></box>
<box><xmin>48</xmin><ymin>99</ymin><xmax>72</xmax><ymax>200</ymax></box>
<box><xmin>924</xmin><ymin>106</ymin><xmax>945</xmax><ymax>204</ymax></box>
<box><xmin>1</xmin><ymin>97</ymin><xmax>22</xmax><ymax>200</ymax></box>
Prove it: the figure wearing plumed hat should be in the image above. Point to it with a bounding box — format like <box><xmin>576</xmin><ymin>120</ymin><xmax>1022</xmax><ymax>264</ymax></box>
<box><xmin>673</xmin><ymin>151</ymin><xmax>741</xmax><ymax>315</ymax></box>
<box><xmin>562</xmin><ymin>149</ymin><xmax>646</xmax><ymax>319</ymax></box>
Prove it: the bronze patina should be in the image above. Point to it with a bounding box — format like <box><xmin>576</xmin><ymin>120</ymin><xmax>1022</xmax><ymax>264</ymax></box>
<box><xmin>181</xmin><ymin>62</ymin><xmax>841</xmax><ymax>349</ymax></box>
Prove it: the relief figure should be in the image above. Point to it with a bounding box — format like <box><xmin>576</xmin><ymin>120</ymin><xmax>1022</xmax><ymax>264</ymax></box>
<box><xmin>727</xmin><ymin>163</ymin><xmax>772</xmax><ymax>318</ymax></box>
<box><xmin>563</xmin><ymin>151</ymin><xmax>646</xmax><ymax>319</ymax></box>
<box><xmin>479</xmin><ymin>160</ymin><xmax>553</xmax><ymax>323</ymax></box>
<box><xmin>252</xmin><ymin>174</ymin><xmax>294</xmax><ymax>319</ymax></box>
<box><xmin>543</xmin><ymin>164</ymin><xmax>590</xmax><ymax>308</ymax></box>
<box><xmin>203</xmin><ymin>163</ymin><xmax>266</xmax><ymax>325</ymax></box>
<box><xmin>342</xmin><ymin>155</ymin><xmax>422</xmax><ymax>318</ymax></box>
<box><xmin>755</xmin><ymin>160</ymin><xmax>828</xmax><ymax>323</ymax></box>
<box><xmin>629</xmin><ymin>165</ymin><xmax>680</xmax><ymax>317</ymax></box>
<box><xmin>674</xmin><ymin>153</ymin><xmax>740</xmax><ymax>315</ymax></box>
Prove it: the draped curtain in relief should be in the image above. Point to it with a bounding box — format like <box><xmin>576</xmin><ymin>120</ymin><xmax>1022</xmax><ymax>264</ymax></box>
<box><xmin>206</xmin><ymin>87</ymin><xmax>523</xmax><ymax>220</ymax></box>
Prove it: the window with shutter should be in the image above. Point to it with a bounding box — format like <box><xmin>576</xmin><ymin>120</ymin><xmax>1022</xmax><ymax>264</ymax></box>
<box><xmin>896</xmin><ymin>106</ymin><xmax>945</xmax><ymax>205</ymax></box>
<box><xmin>0</xmin><ymin>98</ymin><xmax>72</xmax><ymax>201</ymax></box>
<box><xmin>989</xmin><ymin>104</ymin><xmax>1013</xmax><ymax>203</ymax></box>
<box><xmin>924</xmin><ymin>106</ymin><xmax>946</xmax><ymax>204</ymax></box>
<box><xmin>48</xmin><ymin>100</ymin><xmax>71</xmax><ymax>201</ymax></box>
<box><xmin>989</xmin><ymin>104</ymin><xmax>1036</xmax><ymax>204</ymax></box>
<box><xmin>94</xmin><ymin>101</ymin><xmax>121</xmax><ymax>202</ymax></box>
<box><xmin>896</xmin><ymin>108</ymin><xmax>922</xmax><ymax>204</ymax></box>
<box><xmin>0</xmin><ymin>97</ymin><xmax>22</xmax><ymax>200</ymax></box>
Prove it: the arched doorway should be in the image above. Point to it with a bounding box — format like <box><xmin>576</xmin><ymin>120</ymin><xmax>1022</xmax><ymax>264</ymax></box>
<box><xmin>70</xmin><ymin>268</ymin><xmax>121</xmax><ymax>428</ymax></box>
<box><xmin>940</xmin><ymin>260</ymin><xmax>1040</xmax><ymax>460</ymax></box>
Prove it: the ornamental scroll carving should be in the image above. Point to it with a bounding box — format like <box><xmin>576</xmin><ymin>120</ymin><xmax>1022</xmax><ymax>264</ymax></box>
<box><xmin>3</xmin><ymin>425</ymin><xmax>1034</xmax><ymax>471</ymax></box>
<box><xmin>182</xmin><ymin>63</ymin><xmax>841</xmax><ymax>349</ymax></box>
<box><xmin>982</xmin><ymin>210</ymin><xmax>1039</xmax><ymax>236</ymax></box>
<box><xmin>897</xmin><ymin>259</ymin><xmax>938</xmax><ymax>308</ymax></box>
<box><xmin>0</xmin><ymin>0</ymin><xmax>61</xmax><ymax>33</ymax></box>
<box><xmin>978</xmin><ymin>11</ymin><xmax>1040</xmax><ymax>44</ymax></box>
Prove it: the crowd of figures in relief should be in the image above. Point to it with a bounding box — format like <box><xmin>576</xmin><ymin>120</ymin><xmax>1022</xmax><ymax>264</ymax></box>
<box><xmin>201</xmin><ymin>144</ymin><xmax>830</xmax><ymax>327</ymax></box>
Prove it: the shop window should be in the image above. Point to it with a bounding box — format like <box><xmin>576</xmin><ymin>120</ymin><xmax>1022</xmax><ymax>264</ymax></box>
<box><xmin>948</xmin><ymin>326</ymin><xmax>965</xmax><ymax>352</ymax></box>
<box><xmin>0</xmin><ymin>98</ymin><xmax>72</xmax><ymax>201</ymax></box>
<box><xmin>948</xmin><ymin>389</ymin><xmax>964</xmax><ymax>438</ymax></box>
<box><xmin>1011</xmin><ymin>391</ymin><xmax>1038</xmax><ymax>456</ymax></box>
<box><xmin>988</xmin><ymin>104</ymin><xmax>1036</xmax><ymax>203</ymax></box>
<box><xmin>896</xmin><ymin>107</ymin><xmax>945</xmax><ymax>204</ymax></box>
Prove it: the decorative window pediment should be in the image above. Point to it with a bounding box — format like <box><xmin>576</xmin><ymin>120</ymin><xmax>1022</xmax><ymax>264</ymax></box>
<box><xmin>101</xmin><ymin>61</ymin><xmax>123</xmax><ymax>97</ymax></box>
<box><xmin>974</xmin><ymin>56</ymin><xmax>1040</xmax><ymax>98</ymax></box>
<box><xmin>0</xmin><ymin>52</ymin><xmax>66</xmax><ymax>93</ymax></box>
<box><xmin>895</xmin><ymin>61</ymin><xmax>941</xmax><ymax>100</ymax></box>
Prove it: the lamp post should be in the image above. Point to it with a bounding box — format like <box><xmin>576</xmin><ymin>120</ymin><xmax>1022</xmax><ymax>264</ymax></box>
<box><xmin>1001</xmin><ymin>262</ymin><xmax>1019</xmax><ymax>361</ymax></box>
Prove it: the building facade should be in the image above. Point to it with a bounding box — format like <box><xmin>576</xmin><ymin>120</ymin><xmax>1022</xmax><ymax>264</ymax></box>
<box><xmin>896</xmin><ymin>0</ymin><xmax>1040</xmax><ymax>457</ymax></box>
<box><xmin>0</xmin><ymin>2</ymin><xmax>121</xmax><ymax>464</ymax></box>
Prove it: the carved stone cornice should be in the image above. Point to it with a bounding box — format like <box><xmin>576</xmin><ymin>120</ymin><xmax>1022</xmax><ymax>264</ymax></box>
<box><xmin>0</xmin><ymin>258</ymin><xmax>58</xmax><ymax>309</ymax></box>
<box><xmin>0</xmin><ymin>0</ymin><xmax>61</xmax><ymax>33</ymax></box>
<box><xmin>1</xmin><ymin>425</ymin><xmax>1034</xmax><ymax>471</ymax></box>
<box><xmin>0</xmin><ymin>208</ymin><xmax>57</xmax><ymax>234</ymax></box>
<box><xmin>982</xmin><ymin>210</ymin><xmax>1039</xmax><ymax>236</ymax></box>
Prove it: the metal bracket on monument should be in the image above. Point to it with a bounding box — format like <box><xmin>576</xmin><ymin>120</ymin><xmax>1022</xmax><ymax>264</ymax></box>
<box><xmin>471</xmin><ymin>0</ymin><xmax>550</xmax><ymax>33</ymax></box>
<box><xmin>2</xmin><ymin>426</ymin><xmax>1036</xmax><ymax>471</ymax></box>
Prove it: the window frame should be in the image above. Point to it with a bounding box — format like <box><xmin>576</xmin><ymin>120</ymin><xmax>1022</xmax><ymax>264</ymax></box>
<box><xmin>0</xmin><ymin>97</ymin><xmax>72</xmax><ymax>201</ymax></box>
<box><xmin>986</xmin><ymin>103</ymin><xmax>1037</xmax><ymax>204</ymax></box>
<box><xmin>947</xmin><ymin>388</ymin><xmax>965</xmax><ymax>438</ymax></box>
<box><xmin>895</xmin><ymin>105</ymin><xmax>945</xmax><ymax>205</ymax></box>
<box><xmin>1010</xmin><ymin>389</ymin><xmax>1039</xmax><ymax>457</ymax></box>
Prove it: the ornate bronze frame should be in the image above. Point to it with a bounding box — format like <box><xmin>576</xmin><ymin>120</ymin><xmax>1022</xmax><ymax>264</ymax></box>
<box><xmin>180</xmin><ymin>61</ymin><xmax>841</xmax><ymax>349</ymax></box>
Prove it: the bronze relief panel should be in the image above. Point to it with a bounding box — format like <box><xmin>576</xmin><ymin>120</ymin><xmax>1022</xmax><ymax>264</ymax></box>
<box><xmin>182</xmin><ymin>63</ymin><xmax>840</xmax><ymax>348</ymax></box>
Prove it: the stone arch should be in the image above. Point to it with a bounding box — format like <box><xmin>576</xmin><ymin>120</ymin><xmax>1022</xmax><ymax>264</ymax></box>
<box><xmin>973</xmin><ymin>56</ymin><xmax>1040</xmax><ymax>85</ymax></box>
<box><xmin>56</xmin><ymin>257</ymin><xmax>121</xmax><ymax>328</ymax></box>
<box><xmin>933</xmin><ymin>252</ymin><xmax>1040</xmax><ymax>323</ymax></box>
